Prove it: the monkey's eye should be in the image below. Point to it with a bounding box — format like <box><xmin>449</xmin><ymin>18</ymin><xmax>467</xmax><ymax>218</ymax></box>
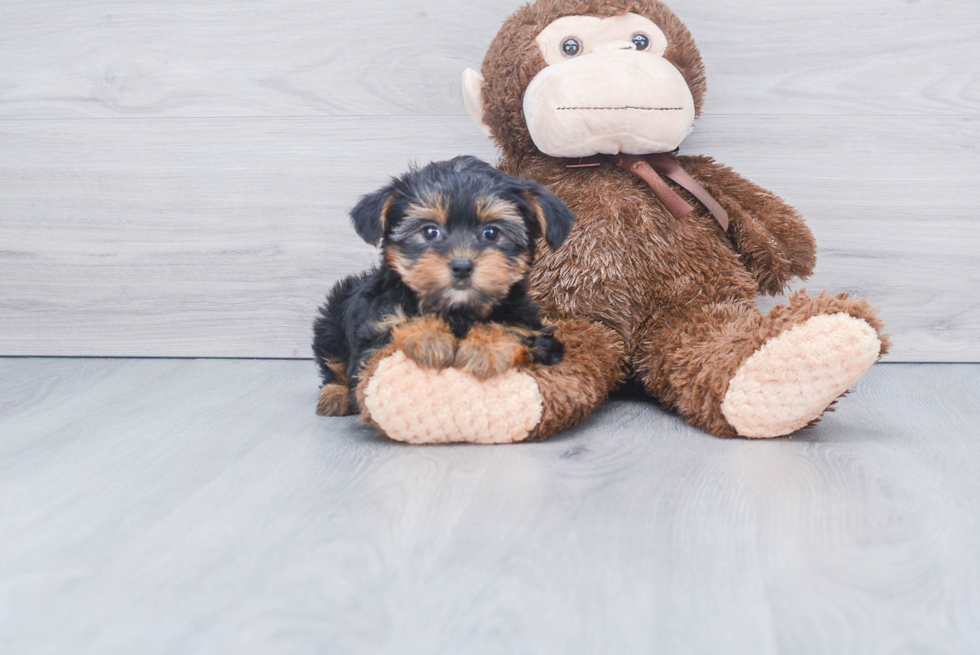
<box><xmin>631</xmin><ymin>33</ymin><xmax>650</xmax><ymax>51</ymax></box>
<box><xmin>561</xmin><ymin>37</ymin><xmax>582</xmax><ymax>57</ymax></box>
<box><xmin>422</xmin><ymin>225</ymin><xmax>442</xmax><ymax>241</ymax></box>
<box><xmin>481</xmin><ymin>226</ymin><xmax>500</xmax><ymax>242</ymax></box>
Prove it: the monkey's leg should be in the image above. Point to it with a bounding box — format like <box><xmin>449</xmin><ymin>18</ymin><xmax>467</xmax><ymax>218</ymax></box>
<box><xmin>354</xmin><ymin>318</ymin><xmax>626</xmax><ymax>444</ymax></box>
<box><xmin>523</xmin><ymin>318</ymin><xmax>626</xmax><ymax>440</ymax></box>
<box><xmin>633</xmin><ymin>291</ymin><xmax>890</xmax><ymax>438</ymax></box>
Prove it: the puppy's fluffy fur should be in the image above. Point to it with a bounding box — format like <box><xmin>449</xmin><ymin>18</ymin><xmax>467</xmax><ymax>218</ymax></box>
<box><xmin>312</xmin><ymin>156</ymin><xmax>575</xmax><ymax>416</ymax></box>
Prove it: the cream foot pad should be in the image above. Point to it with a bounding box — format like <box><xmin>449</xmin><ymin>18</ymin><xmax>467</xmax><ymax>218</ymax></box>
<box><xmin>362</xmin><ymin>351</ymin><xmax>543</xmax><ymax>444</ymax></box>
<box><xmin>721</xmin><ymin>313</ymin><xmax>881</xmax><ymax>438</ymax></box>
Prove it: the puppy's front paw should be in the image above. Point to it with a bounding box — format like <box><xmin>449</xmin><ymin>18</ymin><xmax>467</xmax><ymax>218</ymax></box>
<box><xmin>454</xmin><ymin>323</ymin><xmax>530</xmax><ymax>380</ymax></box>
<box><xmin>391</xmin><ymin>316</ymin><xmax>457</xmax><ymax>370</ymax></box>
<box><xmin>528</xmin><ymin>327</ymin><xmax>564</xmax><ymax>366</ymax></box>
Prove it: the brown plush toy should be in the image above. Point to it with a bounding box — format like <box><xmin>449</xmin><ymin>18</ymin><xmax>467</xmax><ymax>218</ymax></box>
<box><xmin>352</xmin><ymin>0</ymin><xmax>889</xmax><ymax>443</ymax></box>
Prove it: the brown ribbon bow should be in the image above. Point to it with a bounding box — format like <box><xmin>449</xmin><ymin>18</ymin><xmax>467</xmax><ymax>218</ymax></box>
<box><xmin>567</xmin><ymin>153</ymin><xmax>730</xmax><ymax>233</ymax></box>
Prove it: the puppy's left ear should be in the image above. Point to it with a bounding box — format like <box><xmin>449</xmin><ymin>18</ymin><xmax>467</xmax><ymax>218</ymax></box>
<box><xmin>520</xmin><ymin>181</ymin><xmax>575</xmax><ymax>250</ymax></box>
<box><xmin>350</xmin><ymin>185</ymin><xmax>397</xmax><ymax>246</ymax></box>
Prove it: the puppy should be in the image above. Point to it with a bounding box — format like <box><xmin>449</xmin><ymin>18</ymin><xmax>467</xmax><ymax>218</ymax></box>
<box><xmin>312</xmin><ymin>155</ymin><xmax>575</xmax><ymax>417</ymax></box>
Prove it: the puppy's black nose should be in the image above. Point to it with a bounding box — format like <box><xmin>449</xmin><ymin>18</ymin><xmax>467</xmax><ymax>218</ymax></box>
<box><xmin>450</xmin><ymin>257</ymin><xmax>474</xmax><ymax>279</ymax></box>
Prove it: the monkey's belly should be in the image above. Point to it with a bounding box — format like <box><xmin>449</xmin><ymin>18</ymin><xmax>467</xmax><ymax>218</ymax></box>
<box><xmin>528</xmin><ymin>229</ymin><xmax>660</xmax><ymax>339</ymax></box>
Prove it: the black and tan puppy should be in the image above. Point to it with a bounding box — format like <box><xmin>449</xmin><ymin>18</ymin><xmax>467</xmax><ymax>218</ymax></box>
<box><xmin>312</xmin><ymin>155</ymin><xmax>575</xmax><ymax>417</ymax></box>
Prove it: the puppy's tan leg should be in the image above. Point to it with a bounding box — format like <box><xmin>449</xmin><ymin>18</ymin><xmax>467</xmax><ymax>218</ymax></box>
<box><xmin>454</xmin><ymin>323</ymin><xmax>531</xmax><ymax>380</ymax></box>
<box><xmin>317</xmin><ymin>383</ymin><xmax>355</xmax><ymax>416</ymax></box>
<box><xmin>316</xmin><ymin>358</ymin><xmax>356</xmax><ymax>416</ymax></box>
<box><xmin>391</xmin><ymin>316</ymin><xmax>457</xmax><ymax>370</ymax></box>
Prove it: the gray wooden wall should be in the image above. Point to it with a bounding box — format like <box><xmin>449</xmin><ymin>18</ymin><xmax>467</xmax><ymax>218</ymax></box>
<box><xmin>1</xmin><ymin>0</ymin><xmax>977</xmax><ymax>361</ymax></box>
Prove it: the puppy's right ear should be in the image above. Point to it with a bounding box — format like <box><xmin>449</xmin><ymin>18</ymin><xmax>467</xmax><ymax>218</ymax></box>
<box><xmin>519</xmin><ymin>180</ymin><xmax>576</xmax><ymax>250</ymax></box>
<box><xmin>350</xmin><ymin>186</ymin><xmax>397</xmax><ymax>246</ymax></box>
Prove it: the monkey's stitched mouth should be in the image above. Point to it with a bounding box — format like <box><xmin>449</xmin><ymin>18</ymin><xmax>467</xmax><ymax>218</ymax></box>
<box><xmin>555</xmin><ymin>106</ymin><xmax>684</xmax><ymax>111</ymax></box>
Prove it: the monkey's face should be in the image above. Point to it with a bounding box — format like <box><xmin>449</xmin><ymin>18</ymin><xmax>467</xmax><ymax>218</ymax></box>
<box><xmin>523</xmin><ymin>13</ymin><xmax>695</xmax><ymax>158</ymax></box>
<box><xmin>463</xmin><ymin>0</ymin><xmax>706</xmax><ymax>160</ymax></box>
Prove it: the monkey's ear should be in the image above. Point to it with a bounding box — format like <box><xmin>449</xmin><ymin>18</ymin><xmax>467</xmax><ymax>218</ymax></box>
<box><xmin>350</xmin><ymin>186</ymin><xmax>397</xmax><ymax>246</ymax></box>
<box><xmin>462</xmin><ymin>68</ymin><xmax>492</xmax><ymax>137</ymax></box>
<box><xmin>520</xmin><ymin>182</ymin><xmax>575</xmax><ymax>250</ymax></box>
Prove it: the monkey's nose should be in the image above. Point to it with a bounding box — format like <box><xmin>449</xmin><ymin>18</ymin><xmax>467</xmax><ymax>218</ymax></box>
<box><xmin>450</xmin><ymin>257</ymin><xmax>474</xmax><ymax>279</ymax></box>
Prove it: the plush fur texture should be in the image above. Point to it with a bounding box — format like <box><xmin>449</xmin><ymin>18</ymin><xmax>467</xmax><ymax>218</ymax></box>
<box><xmin>354</xmin><ymin>0</ymin><xmax>889</xmax><ymax>441</ymax></box>
<box><xmin>313</xmin><ymin>156</ymin><xmax>572</xmax><ymax>416</ymax></box>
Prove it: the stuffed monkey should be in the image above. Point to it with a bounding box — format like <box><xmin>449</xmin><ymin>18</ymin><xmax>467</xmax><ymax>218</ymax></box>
<box><xmin>349</xmin><ymin>0</ymin><xmax>889</xmax><ymax>443</ymax></box>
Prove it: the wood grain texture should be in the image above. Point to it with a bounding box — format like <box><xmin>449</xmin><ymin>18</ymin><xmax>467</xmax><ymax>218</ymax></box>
<box><xmin>2</xmin><ymin>115</ymin><xmax>977</xmax><ymax>360</ymax></box>
<box><xmin>0</xmin><ymin>0</ymin><xmax>976</xmax><ymax>119</ymax></box>
<box><xmin>1</xmin><ymin>358</ymin><xmax>978</xmax><ymax>653</ymax></box>
<box><xmin>1</xmin><ymin>0</ymin><xmax>977</xmax><ymax>360</ymax></box>
<box><xmin>0</xmin><ymin>116</ymin><xmax>495</xmax><ymax>358</ymax></box>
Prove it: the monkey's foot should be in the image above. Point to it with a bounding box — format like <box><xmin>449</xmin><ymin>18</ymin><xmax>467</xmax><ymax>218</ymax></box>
<box><xmin>361</xmin><ymin>350</ymin><xmax>543</xmax><ymax>444</ymax></box>
<box><xmin>721</xmin><ymin>313</ymin><xmax>881</xmax><ymax>438</ymax></box>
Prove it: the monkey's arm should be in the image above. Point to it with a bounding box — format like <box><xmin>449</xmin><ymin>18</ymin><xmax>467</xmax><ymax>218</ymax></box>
<box><xmin>677</xmin><ymin>155</ymin><xmax>816</xmax><ymax>296</ymax></box>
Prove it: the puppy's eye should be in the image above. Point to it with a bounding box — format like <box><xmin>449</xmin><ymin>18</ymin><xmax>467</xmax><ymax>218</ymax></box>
<box><xmin>561</xmin><ymin>37</ymin><xmax>582</xmax><ymax>57</ymax></box>
<box><xmin>481</xmin><ymin>226</ymin><xmax>500</xmax><ymax>242</ymax></box>
<box><xmin>631</xmin><ymin>33</ymin><xmax>650</xmax><ymax>51</ymax></box>
<box><xmin>422</xmin><ymin>226</ymin><xmax>442</xmax><ymax>241</ymax></box>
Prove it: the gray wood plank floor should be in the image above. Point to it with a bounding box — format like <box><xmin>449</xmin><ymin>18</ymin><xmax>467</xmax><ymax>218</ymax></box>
<box><xmin>1</xmin><ymin>358</ymin><xmax>978</xmax><ymax>654</ymax></box>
